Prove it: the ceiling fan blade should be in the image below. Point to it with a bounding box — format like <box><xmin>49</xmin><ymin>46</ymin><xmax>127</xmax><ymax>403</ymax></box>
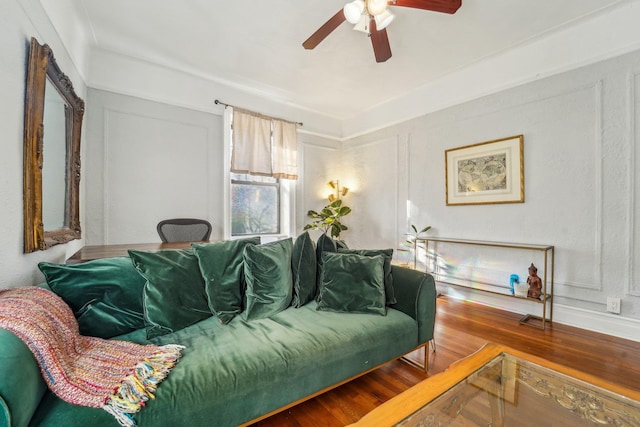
<box><xmin>388</xmin><ymin>0</ymin><xmax>462</xmax><ymax>14</ymax></box>
<box><xmin>369</xmin><ymin>18</ymin><xmax>392</xmax><ymax>63</ymax></box>
<box><xmin>302</xmin><ymin>10</ymin><xmax>346</xmax><ymax>49</ymax></box>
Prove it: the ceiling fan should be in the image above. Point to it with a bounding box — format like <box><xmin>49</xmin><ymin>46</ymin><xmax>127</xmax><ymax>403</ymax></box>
<box><xmin>302</xmin><ymin>0</ymin><xmax>462</xmax><ymax>63</ymax></box>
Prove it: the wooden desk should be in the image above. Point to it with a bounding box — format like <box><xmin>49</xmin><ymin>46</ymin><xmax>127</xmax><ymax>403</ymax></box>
<box><xmin>66</xmin><ymin>242</ymin><xmax>198</xmax><ymax>264</ymax></box>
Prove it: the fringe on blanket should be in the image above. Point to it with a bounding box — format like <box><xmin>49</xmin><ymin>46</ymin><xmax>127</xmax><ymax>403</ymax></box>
<box><xmin>102</xmin><ymin>344</ymin><xmax>185</xmax><ymax>427</ymax></box>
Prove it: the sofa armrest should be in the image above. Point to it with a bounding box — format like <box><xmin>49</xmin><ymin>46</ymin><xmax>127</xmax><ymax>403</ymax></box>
<box><xmin>0</xmin><ymin>328</ymin><xmax>47</xmax><ymax>427</ymax></box>
<box><xmin>0</xmin><ymin>397</ymin><xmax>10</xmax><ymax>427</ymax></box>
<box><xmin>390</xmin><ymin>266</ymin><xmax>437</xmax><ymax>345</ymax></box>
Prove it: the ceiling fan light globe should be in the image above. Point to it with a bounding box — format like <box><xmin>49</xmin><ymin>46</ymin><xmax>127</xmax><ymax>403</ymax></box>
<box><xmin>367</xmin><ymin>0</ymin><xmax>388</xmax><ymax>16</ymax></box>
<box><xmin>344</xmin><ymin>0</ymin><xmax>365</xmax><ymax>24</ymax></box>
<box><xmin>374</xmin><ymin>9</ymin><xmax>394</xmax><ymax>30</ymax></box>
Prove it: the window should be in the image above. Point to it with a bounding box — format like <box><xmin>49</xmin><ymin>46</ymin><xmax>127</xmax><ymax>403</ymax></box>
<box><xmin>223</xmin><ymin>108</ymin><xmax>295</xmax><ymax>239</ymax></box>
<box><xmin>231</xmin><ymin>173</ymin><xmax>280</xmax><ymax>236</ymax></box>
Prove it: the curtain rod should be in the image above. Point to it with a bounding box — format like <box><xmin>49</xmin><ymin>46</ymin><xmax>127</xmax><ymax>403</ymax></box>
<box><xmin>214</xmin><ymin>99</ymin><xmax>303</xmax><ymax>126</ymax></box>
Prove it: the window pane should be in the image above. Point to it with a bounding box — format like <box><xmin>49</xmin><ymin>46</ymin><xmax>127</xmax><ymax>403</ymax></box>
<box><xmin>231</xmin><ymin>182</ymin><xmax>279</xmax><ymax>235</ymax></box>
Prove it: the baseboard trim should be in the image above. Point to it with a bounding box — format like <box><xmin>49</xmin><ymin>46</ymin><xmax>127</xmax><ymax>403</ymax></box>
<box><xmin>553</xmin><ymin>303</ymin><xmax>640</xmax><ymax>343</ymax></box>
<box><xmin>439</xmin><ymin>285</ymin><xmax>640</xmax><ymax>343</ymax></box>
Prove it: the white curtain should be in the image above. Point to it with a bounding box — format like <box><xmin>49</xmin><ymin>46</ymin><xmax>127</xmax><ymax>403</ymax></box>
<box><xmin>231</xmin><ymin>108</ymin><xmax>298</xmax><ymax>179</ymax></box>
<box><xmin>272</xmin><ymin>119</ymin><xmax>298</xmax><ymax>180</ymax></box>
<box><xmin>231</xmin><ymin>109</ymin><xmax>272</xmax><ymax>176</ymax></box>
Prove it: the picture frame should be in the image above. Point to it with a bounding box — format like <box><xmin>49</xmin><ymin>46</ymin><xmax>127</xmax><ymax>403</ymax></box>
<box><xmin>445</xmin><ymin>135</ymin><xmax>524</xmax><ymax>206</ymax></box>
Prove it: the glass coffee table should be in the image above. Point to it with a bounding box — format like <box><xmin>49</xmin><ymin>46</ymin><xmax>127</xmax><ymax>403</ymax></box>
<box><xmin>352</xmin><ymin>343</ymin><xmax>640</xmax><ymax>426</ymax></box>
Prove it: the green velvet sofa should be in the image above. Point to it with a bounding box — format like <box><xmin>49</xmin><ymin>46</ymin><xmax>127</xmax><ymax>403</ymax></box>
<box><xmin>0</xmin><ymin>238</ymin><xmax>436</xmax><ymax>427</ymax></box>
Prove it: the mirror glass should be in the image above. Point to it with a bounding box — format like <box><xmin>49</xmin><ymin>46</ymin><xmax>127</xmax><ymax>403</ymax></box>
<box><xmin>42</xmin><ymin>78</ymin><xmax>68</xmax><ymax>230</ymax></box>
<box><xmin>24</xmin><ymin>37</ymin><xmax>84</xmax><ymax>252</ymax></box>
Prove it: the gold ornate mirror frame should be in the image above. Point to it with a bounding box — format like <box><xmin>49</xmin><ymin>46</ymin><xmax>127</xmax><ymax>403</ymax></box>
<box><xmin>24</xmin><ymin>37</ymin><xmax>84</xmax><ymax>252</ymax></box>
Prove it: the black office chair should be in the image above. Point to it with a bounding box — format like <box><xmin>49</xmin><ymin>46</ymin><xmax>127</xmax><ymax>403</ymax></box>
<box><xmin>157</xmin><ymin>218</ymin><xmax>212</xmax><ymax>243</ymax></box>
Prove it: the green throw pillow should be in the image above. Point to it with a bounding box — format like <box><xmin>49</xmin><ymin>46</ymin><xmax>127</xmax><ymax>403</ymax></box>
<box><xmin>129</xmin><ymin>249</ymin><xmax>212</xmax><ymax>339</ymax></box>
<box><xmin>335</xmin><ymin>239</ymin><xmax>349</xmax><ymax>250</ymax></box>
<box><xmin>192</xmin><ymin>237</ymin><xmax>260</xmax><ymax>324</ymax></box>
<box><xmin>243</xmin><ymin>238</ymin><xmax>294</xmax><ymax>321</ymax></box>
<box><xmin>317</xmin><ymin>252</ymin><xmax>387</xmax><ymax>316</ymax></box>
<box><xmin>291</xmin><ymin>232</ymin><xmax>317</xmax><ymax>308</ymax></box>
<box><xmin>338</xmin><ymin>248</ymin><xmax>396</xmax><ymax>305</ymax></box>
<box><xmin>316</xmin><ymin>233</ymin><xmax>337</xmax><ymax>263</ymax></box>
<box><xmin>38</xmin><ymin>257</ymin><xmax>146</xmax><ymax>338</ymax></box>
<box><xmin>315</xmin><ymin>233</ymin><xmax>337</xmax><ymax>301</ymax></box>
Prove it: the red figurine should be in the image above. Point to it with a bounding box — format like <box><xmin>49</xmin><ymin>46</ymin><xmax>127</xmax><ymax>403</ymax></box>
<box><xmin>527</xmin><ymin>263</ymin><xmax>542</xmax><ymax>300</ymax></box>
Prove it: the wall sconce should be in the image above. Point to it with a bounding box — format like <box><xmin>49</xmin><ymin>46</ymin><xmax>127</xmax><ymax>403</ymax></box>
<box><xmin>328</xmin><ymin>180</ymin><xmax>349</xmax><ymax>202</ymax></box>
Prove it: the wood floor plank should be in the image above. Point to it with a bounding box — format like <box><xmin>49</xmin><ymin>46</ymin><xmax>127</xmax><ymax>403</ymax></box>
<box><xmin>250</xmin><ymin>296</ymin><xmax>640</xmax><ymax>426</ymax></box>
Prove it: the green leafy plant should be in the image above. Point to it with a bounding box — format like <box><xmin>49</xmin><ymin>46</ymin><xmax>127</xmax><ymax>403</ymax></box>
<box><xmin>304</xmin><ymin>199</ymin><xmax>352</xmax><ymax>238</ymax></box>
<box><xmin>402</xmin><ymin>224</ymin><xmax>432</xmax><ymax>268</ymax></box>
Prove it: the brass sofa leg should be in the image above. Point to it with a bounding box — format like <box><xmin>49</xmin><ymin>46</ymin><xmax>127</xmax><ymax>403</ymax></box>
<box><xmin>401</xmin><ymin>341</ymin><xmax>434</xmax><ymax>373</ymax></box>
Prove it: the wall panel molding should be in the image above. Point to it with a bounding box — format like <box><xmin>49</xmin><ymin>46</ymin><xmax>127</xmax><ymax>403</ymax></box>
<box><xmin>555</xmin><ymin>81</ymin><xmax>604</xmax><ymax>292</ymax></box>
<box><xmin>102</xmin><ymin>107</ymin><xmax>111</xmax><ymax>243</ymax></box>
<box><xmin>101</xmin><ymin>104</ymin><xmax>213</xmax><ymax>244</ymax></box>
<box><xmin>631</xmin><ymin>71</ymin><xmax>640</xmax><ymax>297</ymax></box>
<box><xmin>342</xmin><ymin>136</ymin><xmax>399</xmax><ymax>249</ymax></box>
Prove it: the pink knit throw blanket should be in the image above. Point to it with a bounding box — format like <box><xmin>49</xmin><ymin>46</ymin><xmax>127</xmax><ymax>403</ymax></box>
<box><xmin>0</xmin><ymin>287</ymin><xmax>184</xmax><ymax>426</ymax></box>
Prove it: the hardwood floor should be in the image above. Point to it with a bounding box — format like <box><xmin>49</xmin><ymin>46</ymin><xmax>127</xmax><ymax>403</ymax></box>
<box><xmin>251</xmin><ymin>295</ymin><xmax>640</xmax><ymax>426</ymax></box>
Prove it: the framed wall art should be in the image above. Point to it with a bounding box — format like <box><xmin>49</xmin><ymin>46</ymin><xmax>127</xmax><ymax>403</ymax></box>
<box><xmin>445</xmin><ymin>135</ymin><xmax>524</xmax><ymax>206</ymax></box>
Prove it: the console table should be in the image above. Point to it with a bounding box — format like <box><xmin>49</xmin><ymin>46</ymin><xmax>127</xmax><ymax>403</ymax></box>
<box><xmin>66</xmin><ymin>242</ymin><xmax>195</xmax><ymax>264</ymax></box>
<box><xmin>415</xmin><ymin>237</ymin><xmax>554</xmax><ymax>330</ymax></box>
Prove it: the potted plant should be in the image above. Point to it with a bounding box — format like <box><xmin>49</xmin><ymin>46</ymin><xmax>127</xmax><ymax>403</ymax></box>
<box><xmin>402</xmin><ymin>224</ymin><xmax>432</xmax><ymax>268</ymax></box>
<box><xmin>304</xmin><ymin>199</ymin><xmax>352</xmax><ymax>239</ymax></box>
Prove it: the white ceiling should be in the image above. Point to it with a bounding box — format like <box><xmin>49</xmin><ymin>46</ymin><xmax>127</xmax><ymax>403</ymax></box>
<box><xmin>62</xmin><ymin>0</ymin><xmax>626</xmax><ymax>120</ymax></box>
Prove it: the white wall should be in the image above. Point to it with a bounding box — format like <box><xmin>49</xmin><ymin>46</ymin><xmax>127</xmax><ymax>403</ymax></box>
<box><xmin>344</xmin><ymin>49</ymin><xmax>640</xmax><ymax>341</ymax></box>
<box><xmin>85</xmin><ymin>89</ymin><xmax>224</xmax><ymax>244</ymax></box>
<box><xmin>0</xmin><ymin>0</ymin><xmax>87</xmax><ymax>290</ymax></box>
<box><xmin>341</xmin><ymin>136</ymin><xmax>405</xmax><ymax>250</ymax></box>
<box><xmin>296</xmin><ymin>134</ymin><xmax>342</xmax><ymax>237</ymax></box>
<box><xmin>88</xmin><ymin>49</ymin><xmax>344</xmax><ymax>140</ymax></box>
<box><xmin>343</xmin><ymin>0</ymin><xmax>640</xmax><ymax>138</ymax></box>
<box><xmin>86</xmin><ymin>88</ymin><xmax>340</xmax><ymax>245</ymax></box>
<box><xmin>7</xmin><ymin>0</ymin><xmax>640</xmax><ymax>342</ymax></box>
